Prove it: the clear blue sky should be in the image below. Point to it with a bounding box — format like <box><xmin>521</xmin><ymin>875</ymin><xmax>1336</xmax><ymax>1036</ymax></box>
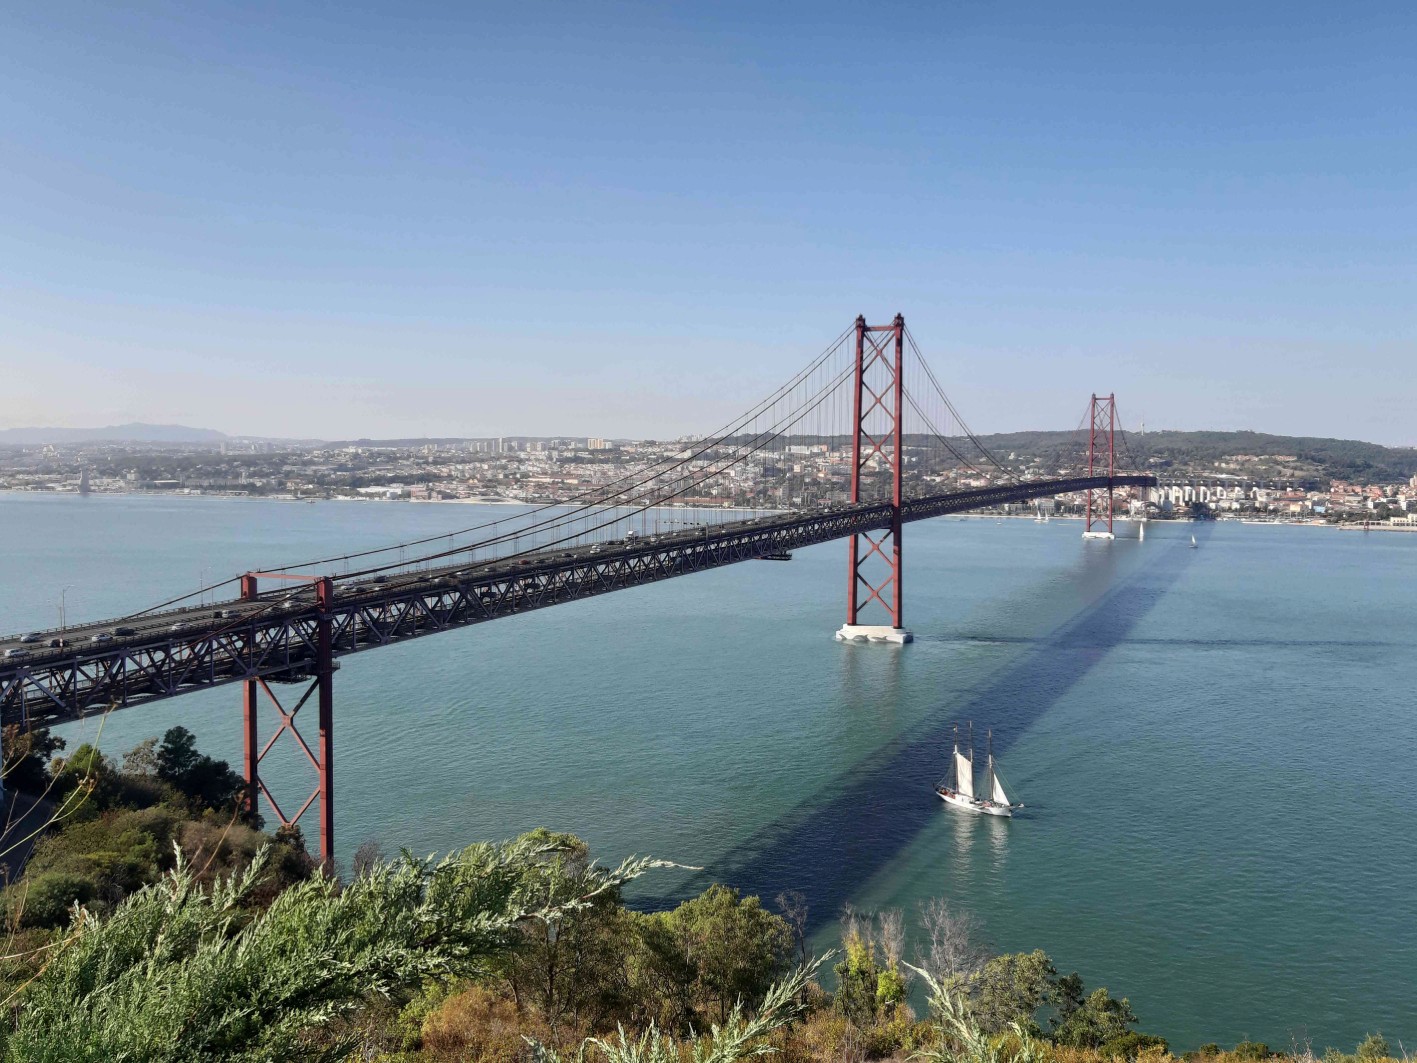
<box><xmin>2</xmin><ymin>2</ymin><xmax>1413</xmax><ymax>442</ymax></box>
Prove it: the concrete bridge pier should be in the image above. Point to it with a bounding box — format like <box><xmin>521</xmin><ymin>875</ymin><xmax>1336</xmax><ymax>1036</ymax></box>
<box><xmin>835</xmin><ymin>624</ymin><xmax>913</xmax><ymax>644</ymax></box>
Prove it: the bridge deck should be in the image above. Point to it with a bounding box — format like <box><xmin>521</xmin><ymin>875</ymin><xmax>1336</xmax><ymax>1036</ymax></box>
<box><xmin>0</xmin><ymin>476</ymin><xmax>1154</xmax><ymax>726</ymax></box>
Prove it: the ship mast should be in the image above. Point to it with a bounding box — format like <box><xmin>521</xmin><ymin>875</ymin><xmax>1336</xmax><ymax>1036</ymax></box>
<box><xmin>986</xmin><ymin>729</ymin><xmax>995</xmax><ymax>801</ymax></box>
<box><xmin>951</xmin><ymin>724</ymin><xmax>960</xmax><ymax>790</ymax></box>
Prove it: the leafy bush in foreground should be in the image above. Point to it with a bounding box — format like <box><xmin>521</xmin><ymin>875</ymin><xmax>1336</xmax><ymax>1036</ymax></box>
<box><xmin>2</xmin><ymin>837</ymin><xmax>667</xmax><ymax>1062</ymax></box>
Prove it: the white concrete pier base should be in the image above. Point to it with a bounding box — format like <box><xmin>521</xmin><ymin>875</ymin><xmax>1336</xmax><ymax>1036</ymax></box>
<box><xmin>835</xmin><ymin>624</ymin><xmax>913</xmax><ymax>644</ymax></box>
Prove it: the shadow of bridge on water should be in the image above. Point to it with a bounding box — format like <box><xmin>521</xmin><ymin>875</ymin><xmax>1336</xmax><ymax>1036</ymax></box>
<box><xmin>674</xmin><ymin>527</ymin><xmax>1208</xmax><ymax>933</ymax></box>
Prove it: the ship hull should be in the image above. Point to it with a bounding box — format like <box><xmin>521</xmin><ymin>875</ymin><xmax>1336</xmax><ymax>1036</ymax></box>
<box><xmin>936</xmin><ymin>788</ymin><xmax>983</xmax><ymax>814</ymax></box>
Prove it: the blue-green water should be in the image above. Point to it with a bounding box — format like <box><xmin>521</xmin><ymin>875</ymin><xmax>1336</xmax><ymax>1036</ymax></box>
<box><xmin>3</xmin><ymin>492</ymin><xmax>1414</xmax><ymax>1050</ymax></box>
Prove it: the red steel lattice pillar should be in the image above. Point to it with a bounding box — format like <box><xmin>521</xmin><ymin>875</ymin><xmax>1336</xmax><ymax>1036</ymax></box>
<box><xmin>313</xmin><ymin>575</ymin><xmax>335</xmax><ymax>866</ymax></box>
<box><xmin>239</xmin><ymin>571</ymin><xmax>337</xmax><ymax>868</ymax></box>
<box><xmin>240</xmin><ymin>572</ymin><xmax>260</xmax><ymax>822</ymax></box>
<box><xmin>1082</xmin><ymin>393</ymin><xmax>1117</xmax><ymax>539</ymax></box>
<box><xmin>837</xmin><ymin>313</ymin><xmax>912</xmax><ymax>644</ymax></box>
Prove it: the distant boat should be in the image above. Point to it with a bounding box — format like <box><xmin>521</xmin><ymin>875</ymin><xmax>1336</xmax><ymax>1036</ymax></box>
<box><xmin>935</xmin><ymin>725</ymin><xmax>1022</xmax><ymax>817</ymax></box>
<box><xmin>1190</xmin><ymin>534</ymin><xmax>1197</xmax><ymax>549</ymax></box>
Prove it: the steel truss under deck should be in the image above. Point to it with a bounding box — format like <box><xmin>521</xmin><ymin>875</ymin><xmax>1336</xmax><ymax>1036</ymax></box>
<box><xmin>1</xmin><ymin>475</ymin><xmax>1153</xmax><ymax>731</ymax></box>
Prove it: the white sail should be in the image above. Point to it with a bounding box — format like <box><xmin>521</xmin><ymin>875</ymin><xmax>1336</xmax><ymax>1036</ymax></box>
<box><xmin>954</xmin><ymin>751</ymin><xmax>975</xmax><ymax>800</ymax></box>
<box><xmin>991</xmin><ymin>773</ymin><xmax>1011</xmax><ymax>806</ymax></box>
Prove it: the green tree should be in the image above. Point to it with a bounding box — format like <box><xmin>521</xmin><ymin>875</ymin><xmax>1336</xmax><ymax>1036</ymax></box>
<box><xmin>640</xmin><ymin>883</ymin><xmax>795</xmax><ymax>1030</ymax></box>
<box><xmin>965</xmin><ymin>949</ymin><xmax>1057</xmax><ymax>1035</ymax></box>
<box><xmin>1</xmin><ymin>726</ymin><xmax>64</xmax><ymax>795</ymax></box>
<box><xmin>154</xmin><ymin>726</ymin><xmax>200</xmax><ymax>778</ymax></box>
<box><xmin>155</xmin><ymin>726</ymin><xmax>245</xmax><ymax>812</ymax></box>
<box><xmin>1051</xmin><ymin>983</ymin><xmax>1140</xmax><ymax>1048</ymax></box>
<box><xmin>498</xmin><ymin>829</ymin><xmax>633</xmax><ymax>1037</ymax></box>
<box><xmin>832</xmin><ymin>923</ymin><xmax>884</xmax><ymax>1027</ymax></box>
<box><xmin>1054</xmin><ymin>986</ymin><xmax>1139</xmax><ymax>1054</ymax></box>
<box><xmin>121</xmin><ymin>737</ymin><xmax>159</xmax><ymax>776</ymax></box>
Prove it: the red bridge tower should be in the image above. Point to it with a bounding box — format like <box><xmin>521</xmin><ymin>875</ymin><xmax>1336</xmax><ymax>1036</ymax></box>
<box><xmin>1082</xmin><ymin>393</ymin><xmax>1118</xmax><ymax>540</ymax></box>
<box><xmin>836</xmin><ymin>314</ymin><xmax>912</xmax><ymax>644</ymax></box>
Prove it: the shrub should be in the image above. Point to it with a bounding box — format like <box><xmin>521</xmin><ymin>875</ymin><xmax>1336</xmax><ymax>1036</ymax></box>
<box><xmin>1101</xmin><ymin>1031</ymin><xmax>1170</xmax><ymax>1059</ymax></box>
<box><xmin>777</xmin><ymin>1007</ymin><xmax>852</xmax><ymax>1063</ymax></box>
<box><xmin>14</xmin><ymin>870</ymin><xmax>96</xmax><ymax>928</ymax></box>
<box><xmin>14</xmin><ymin>807</ymin><xmax>186</xmax><ymax>922</ymax></box>
<box><xmin>1355</xmin><ymin>1034</ymin><xmax>1392</xmax><ymax>1062</ymax></box>
<box><xmin>3</xmin><ymin>836</ymin><xmax>667</xmax><ymax>1061</ymax></box>
<box><xmin>419</xmin><ymin>982</ymin><xmax>539</xmax><ymax>1062</ymax></box>
<box><xmin>1233</xmin><ymin>1041</ymin><xmax>1273</xmax><ymax>1060</ymax></box>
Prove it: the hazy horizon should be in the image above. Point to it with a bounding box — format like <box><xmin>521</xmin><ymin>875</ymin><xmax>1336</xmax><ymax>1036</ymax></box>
<box><xmin>4</xmin><ymin>3</ymin><xmax>1414</xmax><ymax>443</ymax></box>
<box><xmin>3</xmin><ymin>419</ymin><xmax>1414</xmax><ymax>452</ymax></box>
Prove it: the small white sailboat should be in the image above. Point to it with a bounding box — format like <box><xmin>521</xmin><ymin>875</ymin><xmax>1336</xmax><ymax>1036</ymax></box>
<box><xmin>936</xmin><ymin>724</ymin><xmax>980</xmax><ymax>813</ymax></box>
<box><xmin>935</xmin><ymin>726</ymin><xmax>1023</xmax><ymax>817</ymax></box>
<box><xmin>1189</xmin><ymin>534</ymin><xmax>1197</xmax><ymax>549</ymax></box>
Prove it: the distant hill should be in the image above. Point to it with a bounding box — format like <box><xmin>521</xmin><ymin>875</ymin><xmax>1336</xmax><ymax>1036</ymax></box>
<box><xmin>966</xmin><ymin>429</ymin><xmax>1417</xmax><ymax>484</ymax></box>
<box><xmin>0</xmin><ymin>423</ymin><xmax>229</xmax><ymax>445</ymax></box>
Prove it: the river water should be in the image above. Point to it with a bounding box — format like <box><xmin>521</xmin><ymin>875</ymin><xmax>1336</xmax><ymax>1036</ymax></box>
<box><xmin>2</xmin><ymin>492</ymin><xmax>1413</xmax><ymax>1050</ymax></box>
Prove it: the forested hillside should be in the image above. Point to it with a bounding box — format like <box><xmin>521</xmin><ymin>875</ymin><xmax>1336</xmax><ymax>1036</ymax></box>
<box><xmin>959</xmin><ymin>429</ymin><xmax>1417</xmax><ymax>483</ymax></box>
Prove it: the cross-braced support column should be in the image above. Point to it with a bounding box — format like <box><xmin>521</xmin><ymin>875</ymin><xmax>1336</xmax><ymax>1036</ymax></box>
<box><xmin>240</xmin><ymin>573</ymin><xmax>336</xmax><ymax>867</ymax></box>
<box><xmin>836</xmin><ymin>313</ymin><xmax>912</xmax><ymax>644</ymax></box>
<box><xmin>1082</xmin><ymin>393</ymin><xmax>1117</xmax><ymax>540</ymax></box>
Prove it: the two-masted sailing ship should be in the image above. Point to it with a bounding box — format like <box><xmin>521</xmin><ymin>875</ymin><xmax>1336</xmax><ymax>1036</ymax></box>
<box><xmin>935</xmin><ymin>724</ymin><xmax>1022</xmax><ymax>817</ymax></box>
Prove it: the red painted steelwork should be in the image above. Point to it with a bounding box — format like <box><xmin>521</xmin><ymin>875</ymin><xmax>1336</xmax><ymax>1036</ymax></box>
<box><xmin>845</xmin><ymin>314</ymin><xmax>906</xmax><ymax>628</ymax></box>
<box><xmin>241</xmin><ymin>573</ymin><xmax>260</xmax><ymax>821</ymax></box>
<box><xmin>314</xmin><ymin>576</ymin><xmax>334</xmax><ymax>866</ymax></box>
<box><xmin>239</xmin><ymin>571</ymin><xmax>336</xmax><ymax>867</ymax></box>
<box><xmin>1084</xmin><ymin>393</ymin><xmax>1118</xmax><ymax>536</ymax></box>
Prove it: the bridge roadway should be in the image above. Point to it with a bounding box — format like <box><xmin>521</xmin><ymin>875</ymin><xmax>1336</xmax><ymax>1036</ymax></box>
<box><xmin>0</xmin><ymin>475</ymin><xmax>1154</xmax><ymax>728</ymax></box>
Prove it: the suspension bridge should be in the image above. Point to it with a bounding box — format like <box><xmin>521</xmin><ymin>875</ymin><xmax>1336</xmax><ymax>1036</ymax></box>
<box><xmin>0</xmin><ymin>315</ymin><xmax>1154</xmax><ymax>863</ymax></box>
